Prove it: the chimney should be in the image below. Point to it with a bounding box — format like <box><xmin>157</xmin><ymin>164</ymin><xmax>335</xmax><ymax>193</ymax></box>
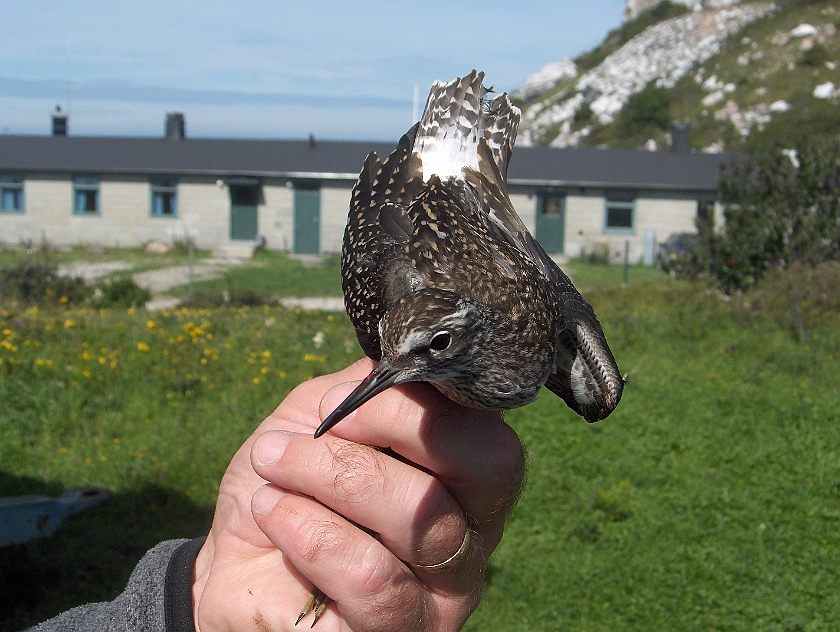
<box><xmin>52</xmin><ymin>105</ymin><xmax>68</xmax><ymax>136</ymax></box>
<box><xmin>165</xmin><ymin>113</ymin><xmax>185</xmax><ymax>139</ymax></box>
<box><xmin>670</xmin><ymin>123</ymin><xmax>689</xmax><ymax>152</ymax></box>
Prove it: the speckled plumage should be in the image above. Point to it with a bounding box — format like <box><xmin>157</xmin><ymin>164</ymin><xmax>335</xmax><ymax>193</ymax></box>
<box><xmin>315</xmin><ymin>70</ymin><xmax>623</xmax><ymax>439</ymax></box>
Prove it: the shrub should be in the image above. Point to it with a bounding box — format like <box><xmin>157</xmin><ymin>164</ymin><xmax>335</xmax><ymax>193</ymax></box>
<box><xmin>0</xmin><ymin>262</ymin><xmax>88</xmax><ymax>307</ymax></box>
<box><xmin>90</xmin><ymin>277</ymin><xmax>151</xmax><ymax>309</ymax></box>
<box><xmin>700</xmin><ymin>137</ymin><xmax>840</xmax><ymax>291</ymax></box>
<box><xmin>618</xmin><ymin>84</ymin><xmax>671</xmax><ymax>139</ymax></box>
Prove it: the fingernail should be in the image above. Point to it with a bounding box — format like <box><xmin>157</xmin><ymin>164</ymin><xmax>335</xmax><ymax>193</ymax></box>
<box><xmin>252</xmin><ymin>485</ymin><xmax>285</xmax><ymax>515</ymax></box>
<box><xmin>252</xmin><ymin>430</ymin><xmax>293</xmax><ymax>467</ymax></box>
<box><xmin>320</xmin><ymin>382</ymin><xmax>361</xmax><ymax>421</ymax></box>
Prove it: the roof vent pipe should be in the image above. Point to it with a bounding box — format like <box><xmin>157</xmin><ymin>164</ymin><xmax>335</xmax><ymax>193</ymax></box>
<box><xmin>670</xmin><ymin>123</ymin><xmax>689</xmax><ymax>153</ymax></box>
<box><xmin>52</xmin><ymin>105</ymin><xmax>68</xmax><ymax>136</ymax></box>
<box><xmin>166</xmin><ymin>113</ymin><xmax>185</xmax><ymax>139</ymax></box>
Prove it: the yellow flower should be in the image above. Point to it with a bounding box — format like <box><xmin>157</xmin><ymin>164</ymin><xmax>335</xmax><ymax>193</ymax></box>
<box><xmin>147</xmin><ymin>320</ymin><xmax>156</xmax><ymax>329</ymax></box>
<box><xmin>59</xmin><ymin>296</ymin><xmax>69</xmax><ymax>304</ymax></box>
<box><xmin>64</xmin><ymin>319</ymin><xmax>76</xmax><ymax>328</ymax></box>
<box><xmin>137</xmin><ymin>342</ymin><xmax>150</xmax><ymax>352</ymax></box>
<box><xmin>304</xmin><ymin>353</ymin><xmax>326</xmax><ymax>363</ymax></box>
<box><xmin>2</xmin><ymin>328</ymin><xmax>11</xmax><ymax>336</ymax></box>
<box><xmin>252</xmin><ymin>377</ymin><xmax>260</xmax><ymax>384</ymax></box>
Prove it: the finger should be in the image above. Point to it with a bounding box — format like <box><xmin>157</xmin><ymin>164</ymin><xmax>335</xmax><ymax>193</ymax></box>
<box><xmin>251</xmin><ymin>429</ymin><xmax>474</xmax><ymax>580</ymax></box>
<box><xmin>264</xmin><ymin>358</ymin><xmax>379</xmax><ymax>432</ymax></box>
<box><xmin>317</xmin><ymin>373</ymin><xmax>527</xmax><ymax>531</ymax></box>
<box><xmin>251</xmin><ymin>484</ymin><xmax>436</xmax><ymax>632</ymax></box>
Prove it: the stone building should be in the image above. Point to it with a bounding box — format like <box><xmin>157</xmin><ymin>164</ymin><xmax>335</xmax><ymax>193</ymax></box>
<box><xmin>0</xmin><ymin>115</ymin><xmax>730</xmax><ymax>264</ymax></box>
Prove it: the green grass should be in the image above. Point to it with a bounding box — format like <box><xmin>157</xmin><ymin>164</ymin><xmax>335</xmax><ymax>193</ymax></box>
<box><xmin>2</xmin><ymin>262</ymin><xmax>840</xmax><ymax>630</ymax></box>
<box><xmin>170</xmin><ymin>250</ymin><xmax>343</xmax><ymax>300</ymax></box>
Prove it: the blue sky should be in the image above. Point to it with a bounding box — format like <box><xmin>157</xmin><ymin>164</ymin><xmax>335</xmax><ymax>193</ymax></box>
<box><xmin>0</xmin><ymin>1</ymin><xmax>626</xmax><ymax>140</ymax></box>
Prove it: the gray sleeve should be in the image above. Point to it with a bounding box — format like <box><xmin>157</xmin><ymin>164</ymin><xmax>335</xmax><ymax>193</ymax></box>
<box><xmin>26</xmin><ymin>539</ymin><xmax>191</xmax><ymax>632</ymax></box>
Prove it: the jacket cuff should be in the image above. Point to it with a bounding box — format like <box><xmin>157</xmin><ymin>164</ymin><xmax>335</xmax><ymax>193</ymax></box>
<box><xmin>164</xmin><ymin>536</ymin><xmax>207</xmax><ymax>632</ymax></box>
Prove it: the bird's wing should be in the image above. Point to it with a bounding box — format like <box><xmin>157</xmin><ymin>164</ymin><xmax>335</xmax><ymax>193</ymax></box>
<box><xmin>342</xmin><ymin>124</ymin><xmax>427</xmax><ymax>358</ymax></box>
<box><xmin>464</xmin><ymin>137</ymin><xmax>624</xmax><ymax>422</ymax></box>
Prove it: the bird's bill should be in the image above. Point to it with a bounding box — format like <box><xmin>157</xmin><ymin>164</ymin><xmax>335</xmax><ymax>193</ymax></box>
<box><xmin>314</xmin><ymin>362</ymin><xmax>401</xmax><ymax>438</ymax></box>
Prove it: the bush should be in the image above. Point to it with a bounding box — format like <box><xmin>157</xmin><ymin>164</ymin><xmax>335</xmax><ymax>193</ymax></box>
<box><xmin>800</xmin><ymin>43</ymin><xmax>829</xmax><ymax>67</ymax></box>
<box><xmin>90</xmin><ymin>277</ymin><xmax>151</xmax><ymax>309</ymax></box>
<box><xmin>618</xmin><ymin>84</ymin><xmax>671</xmax><ymax>139</ymax></box>
<box><xmin>700</xmin><ymin>137</ymin><xmax>840</xmax><ymax>291</ymax></box>
<box><xmin>0</xmin><ymin>262</ymin><xmax>88</xmax><ymax>307</ymax></box>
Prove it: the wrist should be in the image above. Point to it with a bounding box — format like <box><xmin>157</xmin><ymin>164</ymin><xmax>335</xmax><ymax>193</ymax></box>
<box><xmin>191</xmin><ymin>535</ymin><xmax>214</xmax><ymax>629</ymax></box>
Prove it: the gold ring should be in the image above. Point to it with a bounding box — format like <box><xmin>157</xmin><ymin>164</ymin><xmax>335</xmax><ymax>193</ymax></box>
<box><xmin>412</xmin><ymin>525</ymin><xmax>472</xmax><ymax>573</ymax></box>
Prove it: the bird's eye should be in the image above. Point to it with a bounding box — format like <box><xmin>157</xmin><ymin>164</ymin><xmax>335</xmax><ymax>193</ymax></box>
<box><xmin>429</xmin><ymin>331</ymin><xmax>451</xmax><ymax>352</ymax></box>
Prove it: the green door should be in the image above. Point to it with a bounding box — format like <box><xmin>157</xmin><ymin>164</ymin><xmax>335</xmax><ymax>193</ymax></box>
<box><xmin>230</xmin><ymin>185</ymin><xmax>259</xmax><ymax>240</ymax></box>
<box><xmin>535</xmin><ymin>193</ymin><xmax>565</xmax><ymax>254</ymax></box>
<box><xmin>293</xmin><ymin>185</ymin><xmax>321</xmax><ymax>254</ymax></box>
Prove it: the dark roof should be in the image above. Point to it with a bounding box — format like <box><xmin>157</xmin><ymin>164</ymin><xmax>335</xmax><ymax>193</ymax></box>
<box><xmin>507</xmin><ymin>145</ymin><xmax>732</xmax><ymax>194</ymax></box>
<box><xmin>0</xmin><ymin>134</ymin><xmax>733</xmax><ymax>194</ymax></box>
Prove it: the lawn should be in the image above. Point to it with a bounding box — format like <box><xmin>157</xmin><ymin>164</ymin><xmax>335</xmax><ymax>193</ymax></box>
<box><xmin>1</xmin><ymin>259</ymin><xmax>839</xmax><ymax>631</ymax></box>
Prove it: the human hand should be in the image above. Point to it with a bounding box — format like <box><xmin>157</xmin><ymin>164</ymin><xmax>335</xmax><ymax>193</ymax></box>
<box><xmin>191</xmin><ymin>357</ymin><xmax>526</xmax><ymax>631</ymax></box>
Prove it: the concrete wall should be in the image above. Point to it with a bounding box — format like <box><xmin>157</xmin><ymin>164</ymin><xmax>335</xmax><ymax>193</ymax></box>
<box><xmin>508</xmin><ymin>185</ymin><xmax>702</xmax><ymax>264</ymax></box>
<box><xmin>259</xmin><ymin>179</ymin><xmax>294</xmax><ymax>251</ymax></box>
<box><xmin>319</xmin><ymin>182</ymin><xmax>354</xmax><ymax>254</ymax></box>
<box><xmin>0</xmin><ymin>173</ymin><xmax>232</xmax><ymax>249</ymax></box>
<box><xmin>1</xmin><ymin>174</ymin><xmax>704</xmax><ymax>262</ymax></box>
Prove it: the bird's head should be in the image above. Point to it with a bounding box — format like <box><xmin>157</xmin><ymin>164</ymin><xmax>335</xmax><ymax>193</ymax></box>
<box><xmin>314</xmin><ymin>289</ymin><xmax>489</xmax><ymax>437</ymax></box>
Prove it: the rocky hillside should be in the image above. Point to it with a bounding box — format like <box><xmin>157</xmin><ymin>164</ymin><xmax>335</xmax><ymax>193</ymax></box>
<box><xmin>515</xmin><ymin>0</ymin><xmax>840</xmax><ymax>152</ymax></box>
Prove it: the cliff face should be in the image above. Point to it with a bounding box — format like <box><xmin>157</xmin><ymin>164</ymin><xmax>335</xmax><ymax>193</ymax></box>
<box><xmin>516</xmin><ymin>1</ymin><xmax>840</xmax><ymax>152</ymax></box>
<box><xmin>518</xmin><ymin>3</ymin><xmax>774</xmax><ymax>148</ymax></box>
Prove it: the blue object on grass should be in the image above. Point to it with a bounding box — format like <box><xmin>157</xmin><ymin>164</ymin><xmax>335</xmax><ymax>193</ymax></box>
<box><xmin>0</xmin><ymin>488</ymin><xmax>112</xmax><ymax>547</ymax></box>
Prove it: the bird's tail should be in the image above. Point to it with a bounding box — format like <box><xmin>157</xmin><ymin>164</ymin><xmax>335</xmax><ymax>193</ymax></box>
<box><xmin>414</xmin><ymin>70</ymin><xmax>520</xmax><ymax>182</ymax></box>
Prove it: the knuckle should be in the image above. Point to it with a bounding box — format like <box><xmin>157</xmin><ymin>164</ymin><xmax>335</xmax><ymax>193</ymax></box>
<box><xmin>488</xmin><ymin>427</ymin><xmax>528</xmax><ymax>515</ymax></box>
<box><xmin>485</xmin><ymin>422</ymin><xmax>526</xmax><ymax>488</ymax></box>
<box><xmin>413</xmin><ymin>484</ymin><xmax>465</xmax><ymax>564</ymax></box>
<box><xmin>291</xmin><ymin>515</ymin><xmax>347</xmax><ymax>564</ymax></box>
<box><xmin>352</xmin><ymin>557</ymin><xmax>427</xmax><ymax>632</ymax></box>
<box><xmin>325</xmin><ymin>441</ymin><xmax>386</xmax><ymax>503</ymax></box>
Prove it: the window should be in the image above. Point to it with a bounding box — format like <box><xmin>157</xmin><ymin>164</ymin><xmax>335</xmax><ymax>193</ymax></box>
<box><xmin>540</xmin><ymin>194</ymin><xmax>564</xmax><ymax>217</ymax></box>
<box><xmin>73</xmin><ymin>177</ymin><xmax>100</xmax><ymax>214</ymax></box>
<box><xmin>0</xmin><ymin>175</ymin><xmax>24</xmax><ymax>212</ymax></box>
<box><xmin>151</xmin><ymin>178</ymin><xmax>178</xmax><ymax>217</ymax></box>
<box><xmin>604</xmin><ymin>192</ymin><xmax>635</xmax><ymax>233</ymax></box>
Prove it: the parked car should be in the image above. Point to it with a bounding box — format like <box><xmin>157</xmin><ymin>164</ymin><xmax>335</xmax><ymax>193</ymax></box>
<box><xmin>657</xmin><ymin>232</ymin><xmax>698</xmax><ymax>278</ymax></box>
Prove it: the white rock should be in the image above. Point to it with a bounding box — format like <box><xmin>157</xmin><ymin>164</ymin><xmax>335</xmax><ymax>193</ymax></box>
<box><xmin>522</xmin><ymin>4</ymin><xmax>774</xmax><ymax>145</ymax></box>
<box><xmin>782</xmin><ymin>149</ymin><xmax>799</xmax><ymax>168</ymax></box>
<box><xmin>768</xmin><ymin>100</ymin><xmax>790</xmax><ymax>112</ymax></box>
<box><xmin>814</xmin><ymin>82</ymin><xmax>836</xmax><ymax>99</ymax></box>
<box><xmin>703</xmin><ymin>90</ymin><xmax>726</xmax><ymax>106</ymax></box>
<box><xmin>145</xmin><ymin>240</ymin><xmax>170</xmax><ymax>255</ymax></box>
<box><xmin>791</xmin><ymin>24</ymin><xmax>818</xmax><ymax>38</ymax></box>
<box><xmin>519</xmin><ymin>58</ymin><xmax>578</xmax><ymax>100</ymax></box>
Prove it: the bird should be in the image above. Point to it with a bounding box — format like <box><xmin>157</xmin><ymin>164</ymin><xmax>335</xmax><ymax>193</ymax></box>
<box><xmin>296</xmin><ymin>70</ymin><xmax>624</xmax><ymax>625</ymax></box>
<box><xmin>313</xmin><ymin>70</ymin><xmax>623</xmax><ymax>440</ymax></box>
